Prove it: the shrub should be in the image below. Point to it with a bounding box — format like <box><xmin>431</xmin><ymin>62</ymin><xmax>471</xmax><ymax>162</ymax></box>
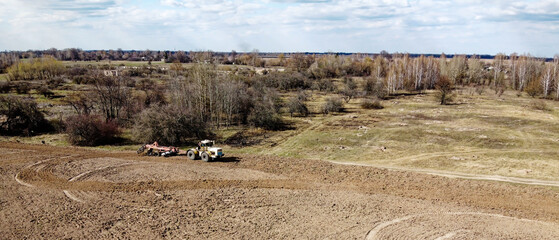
<box><xmin>525</xmin><ymin>80</ymin><xmax>541</xmax><ymax>98</ymax></box>
<box><xmin>65</xmin><ymin>115</ymin><xmax>120</xmax><ymax>146</ymax></box>
<box><xmin>495</xmin><ymin>86</ymin><xmax>505</xmax><ymax>97</ymax></box>
<box><xmin>256</xmin><ymin>71</ymin><xmax>310</xmax><ymax>90</ymax></box>
<box><xmin>14</xmin><ymin>82</ymin><xmax>30</xmax><ymax>94</ymax></box>
<box><xmin>132</xmin><ymin>105</ymin><xmax>211</xmax><ymax>145</ymax></box>
<box><xmin>532</xmin><ymin>99</ymin><xmax>552</xmax><ymax>112</ymax></box>
<box><xmin>361</xmin><ymin>98</ymin><xmax>384</xmax><ymax>109</ymax></box>
<box><xmin>363</xmin><ymin>77</ymin><xmax>387</xmax><ymax>99</ymax></box>
<box><xmin>0</xmin><ymin>96</ymin><xmax>50</xmax><ymax>136</ymax></box>
<box><xmin>296</xmin><ymin>90</ymin><xmax>310</xmax><ymax>101</ymax></box>
<box><xmin>321</xmin><ymin>97</ymin><xmax>344</xmax><ymax>114</ymax></box>
<box><xmin>248</xmin><ymin>101</ymin><xmax>284</xmax><ymax>130</ymax></box>
<box><xmin>72</xmin><ymin>75</ymin><xmax>94</xmax><ymax>85</ymax></box>
<box><xmin>67</xmin><ymin>66</ymin><xmax>88</xmax><ymax>77</ymax></box>
<box><xmin>435</xmin><ymin>76</ymin><xmax>454</xmax><ymax>105</ymax></box>
<box><xmin>48</xmin><ymin>118</ymin><xmax>65</xmax><ymax>133</ymax></box>
<box><xmin>475</xmin><ymin>85</ymin><xmax>484</xmax><ymax>95</ymax></box>
<box><xmin>37</xmin><ymin>85</ymin><xmax>54</xmax><ymax>98</ymax></box>
<box><xmin>311</xmin><ymin>78</ymin><xmax>336</xmax><ymax>92</ymax></box>
<box><xmin>47</xmin><ymin>76</ymin><xmax>65</xmax><ymax>89</ymax></box>
<box><xmin>0</xmin><ymin>81</ymin><xmax>11</xmax><ymax>93</ymax></box>
<box><xmin>341</xmin><ymin>77</ymin><xmax>358</xmax><ymax>103</ymax></box>
<box><xmin>287</xmin><ymin>97</ymin><xmax>309</xmax><ymax>117</ymax></box>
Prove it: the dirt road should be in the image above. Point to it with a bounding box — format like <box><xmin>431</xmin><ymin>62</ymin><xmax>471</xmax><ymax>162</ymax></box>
<box><xmin>2</xmin><ymin>142</ymin><xmax>559</xmax><ymax>239</ymax></box>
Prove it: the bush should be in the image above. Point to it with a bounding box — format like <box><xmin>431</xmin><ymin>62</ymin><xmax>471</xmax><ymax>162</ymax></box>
<box><xmin>48</xmin><ymin>118</ymin><xmax>65</xmax><ymax>133</ymax></box>
<box><xmin>532</xmin><ymin>99</ymin><xmax>552</xmax><ymax>112</ymax></box>
<box><xmin>255</xmin><ymin>71</ymin><xmax>310</xmax><ymax>90</ymax></box>
<box><xmin>37</xmin><ymin>85</ymin><xmax>54</xmax><ymax>98</ymax></box>
<box><xmin>65</xmin><ymin>115</ymin><xmax>120</xmax><ymax>146</ymax></box>
<box><xmin>72</xmin><ymin>75</ymin><xmax>94</xmax><ymax>85</ymax></box>
<box><xmin>0</xmin><ymin>81</ymin><xmax>11</xmax><ymax>93</ymax></box>
<box><xmin>132</xmin><ymin>105</ymin><xmax>211</xmax><ymax>145</ymax></box>
<box><xmin>287</xmin><ymin>97</ymin><xmax>309</xmax><ymax>117</ymax></box>
<box><xmin>0</xmin><ymin>96</ymin><xmax>50</xmax><ymax>136</ymax></box>
<box><xmin>321</xmin><ymin>97</ymin><xmax>344</xmax><ymax>114</ymax></box>
<box><xmin>47</xmin><ymin>76</ymin><xmax>65</xmax><ymax>89</ymax></box>
<box><xmin>361</xmin><ymin>98</ymin><xmax>384</xmax><ymax>109</ymax></box>
<box><xmin>311</xmin><ymin>78</ymin><xmax>336</xmax><ymax>92</ymax></box>
<box><xmin>475</xmin><ymin>85</ymin><xmax>484</xmax><ymax>95</ymax></box>
<box><xmin>363</xmin><ymin>77</ymin><xmax>387</xmax><ymax>99</ymax></box>
<box><xmin>341</xmin><ymin>77</ymin><xmax>358</xmax><ymax>103</ymax></box>
<box><xmin>296</xmin><ymin>90</ymin><xmax>310</xmax><ymax>101</ymax></box>
<box><xmin>525</xmin><ymin>80</ymin><xmax>541</xmax><ymax>98</ymax></box>
<box><xmin>14</xmin><ymin>82</ymin><xmax>30</xmax><ymax>94</ymax></box>
<box><xmin>248</xmin><ymin>101</ymin><xmax>284</xmax><ymax>130</ymax></box>
<box><xmin>435</xmin><ymin>76</ymin><xmax>454</xmax><ymax>105</ymax></box>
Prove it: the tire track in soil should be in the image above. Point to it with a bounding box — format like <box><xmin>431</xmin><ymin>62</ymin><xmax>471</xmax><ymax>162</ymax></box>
<box><xmin>63</xmin><ymin>162</ymin><xmax>141</xmax><ymax>203</ymax></box>
<box><xmin>16</xmin><ymin>163</ymin><xmax>313</xmax><ymax>195</ymax></box>
<box><xmin>331</xmin><ymin>161</ymin><xmax>559</xmax><ymax>188</ymax></box>
<box><xmin>14</xmin><ymin>155</ymin><xmax>76</xmax><ymax>188</ymax></box>
<box><xmin>434</xmin><ymin>230</ymin><xmax>467</xmax><ymax>240</ymax></box>
<box><xmin>10</xmin><ymin>148</ymin><xmax>312</xmax><ymax>203</ymax></box>
<box><xmin>5</xmin><ymin>142</ymin><xmax>559</xmax><ymax>239</ymax></box>
<box><xmin>389</xmin><ymin>148</ymin><xmax>552</xmax><ymax>164</ymax></box>
<box><xmin>364</xmin><ymin>212</ymin><xmax>556</xmax><ymax>240</ymax></box>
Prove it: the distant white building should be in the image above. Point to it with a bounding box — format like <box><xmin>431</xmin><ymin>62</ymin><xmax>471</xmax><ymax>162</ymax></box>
<box><xmin>103</xmin><ymin>70</ymin><xmax>119</xmax><ymax>77</ymax></box>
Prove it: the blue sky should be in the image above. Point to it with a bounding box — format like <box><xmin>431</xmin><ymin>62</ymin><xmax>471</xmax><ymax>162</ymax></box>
<box><xmin>1</xmin><ymin>0</ymin><xmax>558</xmax><ymax>57</ymax></box>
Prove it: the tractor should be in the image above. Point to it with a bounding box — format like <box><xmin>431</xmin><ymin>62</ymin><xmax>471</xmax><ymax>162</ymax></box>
<box><xmin>186</xmin><ymin>140</ymin><xmax>224</xmax><ymax>162</ymax></box>
<box><xmin>137</xmin><ymin>142</ymin><xmax>179</xmax><ymax>157</ymax></box>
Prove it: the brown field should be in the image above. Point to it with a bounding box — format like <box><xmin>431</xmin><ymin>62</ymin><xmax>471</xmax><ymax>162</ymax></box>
<box><xmin>2</xmin><ymin>142</ymin><xmax>559</xmax><ymax>239</ymax></box>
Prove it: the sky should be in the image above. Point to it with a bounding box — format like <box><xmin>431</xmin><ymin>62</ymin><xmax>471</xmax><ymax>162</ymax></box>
<box><xmin>0</xmin><ymin>0</ymin><xmax>558</xmax><ymax>57</ymax></box>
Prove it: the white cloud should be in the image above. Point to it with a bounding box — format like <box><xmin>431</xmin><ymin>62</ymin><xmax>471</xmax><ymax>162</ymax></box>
<box><xmin>0</xmin><ymin>0</ymin><xmax>558</xmax><ymax>56</ymax></box>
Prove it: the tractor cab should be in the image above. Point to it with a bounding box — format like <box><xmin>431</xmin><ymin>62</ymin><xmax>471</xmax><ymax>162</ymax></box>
<box><xmin>200</xmin><ymin>140</ymin><xmax>213</xmax><ymax>147</ymax></box>
<box><xmin>189</xmin><ymin>140</ymin><xmax>224</xmax><ymax>162</ymax></box>
<box><xmin>198</xmin><ymin>140</ymin><xmax>214</xmax><ymax>150</ymax></box>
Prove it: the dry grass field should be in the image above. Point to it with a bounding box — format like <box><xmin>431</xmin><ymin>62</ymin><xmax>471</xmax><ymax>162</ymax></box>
<box><xmin>229</xmin><ymin>88</ymin><xmax>559</xmax><ymax>183</ymax></box>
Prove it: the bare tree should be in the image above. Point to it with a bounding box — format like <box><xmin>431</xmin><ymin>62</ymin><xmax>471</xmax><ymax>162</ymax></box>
<box><xmin>413</xmin><ymin>55</ymin><xmax>425</xmax><ymax>90</ymax></box>
<box><xmin>542</xmin><ymin>64</ymin><xmax>553</xmax><ymax>98</ymax></box>
<box><xmin>373</xmin><ymin>55</ymin><xmax>387</xmax><ymax>81</ymax></box>
<box><xmin>517</xmin><ymin>55</ymin><xmax>530</xmax><ymax>91</ymax></box>
<box><xmin>510</xmin><ymin>53</ymin><xmax>518</xmax><ymax>90</ymax></box>
<box><xmin>467</xmin><ymin>55</ymin><xmax>485</xmax><ymax>85</ymax></box>
<box><xmin>424</xmin><ymin>56</ymin><xmax>439</xmax><ymax>89</ymax></box>
<box><xmin>91</xmin><ymin>75</ymin><xmax>131</xmax><ymax>122</ymax></box>
<box><xmin>447</xmin><ymin>55</ymin><xmax>468</xmax><ymax>85</ymax></box>
<box><xmin>385</xmin><ymin>63</ymin><xmax>398</xmax><ymax>94</ymax></box>
<box><xmin>287</xmin><ymin>53</ymin><xmax>315</xmax><ymax>72</ymax></box>
<box><xmin>493</xmin><ymin>53</ymin><xmax>506</xmax><ymax>88</ymax></box>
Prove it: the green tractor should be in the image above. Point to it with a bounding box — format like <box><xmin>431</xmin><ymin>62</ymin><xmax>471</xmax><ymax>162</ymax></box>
<box><xmin>186</xmin><ymin>140</ymin><xmax>224</xmax><ymax>162</ymax></box>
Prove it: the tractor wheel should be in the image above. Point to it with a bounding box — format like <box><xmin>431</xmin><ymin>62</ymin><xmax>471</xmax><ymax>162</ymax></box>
<box><xmin>201</xmin><ymin>152</ymin><xmax>210</xmax><ymax>162</ymax></box>
<box><xmin>187</xmin><ymin>150</ymin><xmax>196</xmax><ymax>160</ymax></box>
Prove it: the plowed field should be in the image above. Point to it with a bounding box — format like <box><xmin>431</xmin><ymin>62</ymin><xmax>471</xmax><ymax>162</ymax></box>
<box><xmin>2</xmin><ymin>142</ymin><xmax>559</xmax><ymax>239</ymax></box>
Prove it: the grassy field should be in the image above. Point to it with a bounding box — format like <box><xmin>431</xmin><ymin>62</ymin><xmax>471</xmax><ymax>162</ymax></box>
<box><xmin>3</xmin><ymin>59</ymin><xmax>559</xmax><ymax>182</ymax></box>
<box><xmin>228</xmin><ymin>88</ymin><xmax>559</xmax><ymax>181</ymax></box>
<box><xmin>6</xmin><ymin>85</ymin><xmax>559</xmax><ymax>181</ymax></box>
